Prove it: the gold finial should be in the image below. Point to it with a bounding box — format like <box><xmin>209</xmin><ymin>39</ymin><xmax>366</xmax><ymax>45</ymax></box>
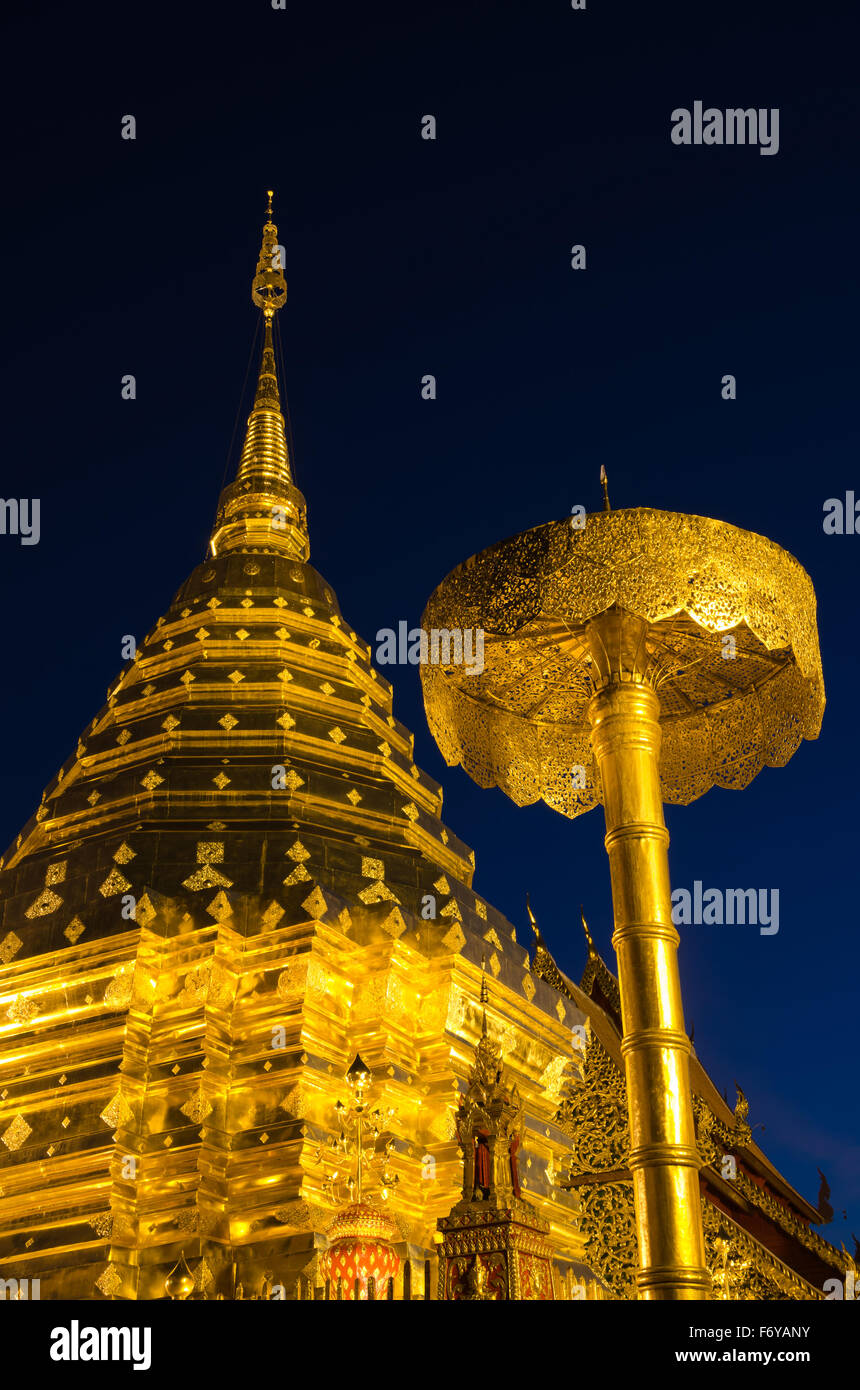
<box><xmin>527</xmin><ymin>894</ymin><xmax>551</xmax><ymax>957</ymax></box>
<box><xmin>732</xmin><ymin>1081</ymin><xmax>752</xmax><ymax>1146</ymax></box>
<box><xmin>526</xmin><ymin>893</ymin><xmax>550</xmax><ymax>953</ymax></box>
<box><xmin>252</xmin><ymin>189</ymin><xmax>286</xmax><ymax>318</ymax></box>
<box><xmin>209</xmin><ymin>193</ymin><xmax>308</xmax><ymax>563</ymax></box>
<box><xmin>599</xmin><ymin>465</ymin><xmax>611</xmax><ymax>513</ymax></box>
<box><xmin>526</xmin><ymin>893</ymin><xmax>537</xmax><ymax>935</ymax></box>
<box><xmin>580</xmin><ymin>904</ymin><xmax>597</xmax><ymax>955</ymax></box>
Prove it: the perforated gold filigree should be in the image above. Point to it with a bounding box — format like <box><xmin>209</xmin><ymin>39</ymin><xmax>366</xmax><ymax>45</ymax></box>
<box><xmin>421</xmin><ymin>509</ymin><xmax>824</xmax><ymax>818</ymax></box>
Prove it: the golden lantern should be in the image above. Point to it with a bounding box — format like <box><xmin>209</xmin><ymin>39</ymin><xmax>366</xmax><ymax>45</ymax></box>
<box><xmin>323</xmin><ymin>1203</ymin><xmax>401</xmax><ymax>1301</ymax></box>
<box><xmin>317</xmin><ymin>1054</ymin><xmax>401</xmax><ymax>1300</ymax></box>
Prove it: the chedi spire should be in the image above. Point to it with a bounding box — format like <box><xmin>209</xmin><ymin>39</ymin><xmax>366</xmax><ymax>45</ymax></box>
<box><xmin>210</xmin><ymin>191</ymin><xmax>309</xmax><ymax>562</ymax></box>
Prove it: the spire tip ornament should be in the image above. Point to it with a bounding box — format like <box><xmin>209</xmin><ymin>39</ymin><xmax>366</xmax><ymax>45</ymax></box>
<box><xmin>580</xmin><ymin>904</ymin><xmax>597</xmax><ymax>956</ymax></box>
<box><xmin>252</xmin><ymin>189</ymin><xmax>286</xmax><ymax>316</ymax></box>
<box><xmin>526</xmin><ymin>894</ymin><xmax>549</xmax><ymax>955</ymax></box>
<box><xmin>209</xmin><ymin>193</ymin><xmax>309</xmax><ymax>562</ymax></box>
<box><xmin>525</xmin><ymin>893</ymin><xmax>537</xmax><ymax>934</ymax></box>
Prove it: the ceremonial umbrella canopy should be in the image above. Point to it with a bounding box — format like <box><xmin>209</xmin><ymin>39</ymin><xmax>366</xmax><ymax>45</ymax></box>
<box><xmin>422</xmin><ymin>508</ymin><xmax>823</xmax><ymax>819</ymax></box>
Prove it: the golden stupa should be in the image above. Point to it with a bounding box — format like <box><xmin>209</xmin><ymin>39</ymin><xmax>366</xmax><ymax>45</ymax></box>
<box><xmin>0</xmin><ymin>198</ymin><xmax>848</xmax><ymax>1301</ymax></box>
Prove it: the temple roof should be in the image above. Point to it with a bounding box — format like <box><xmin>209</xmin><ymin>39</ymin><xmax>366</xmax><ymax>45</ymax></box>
<box><xmin>529</xmin><ymin>906</ymin><xmax>833</xmax><ymax>1239</ymax></box>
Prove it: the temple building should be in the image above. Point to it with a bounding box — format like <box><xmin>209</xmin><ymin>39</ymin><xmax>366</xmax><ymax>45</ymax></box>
<box><xmin>0</xmin><ymin>199</ymin><xmax>850</xmax><ymax>1300</ymax></box>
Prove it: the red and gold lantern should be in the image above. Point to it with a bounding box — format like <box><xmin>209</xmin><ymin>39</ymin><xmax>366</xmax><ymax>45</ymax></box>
<box><xmin>323</xmin><ymin>1202</ymin><xmax>400</xmax><ymax>1300</ymax></box>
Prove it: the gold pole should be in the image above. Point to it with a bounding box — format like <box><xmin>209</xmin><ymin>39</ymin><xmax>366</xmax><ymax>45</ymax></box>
<box><xmin>587</xmin><ymin>611</ymin><xmax>710</xmax><ymax>1301</ymax></box>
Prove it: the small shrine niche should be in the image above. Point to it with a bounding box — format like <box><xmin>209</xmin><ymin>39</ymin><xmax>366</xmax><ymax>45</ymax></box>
<box><xmin>436</xmin><ymin>967</ymin><xmax>556</xmax><ymax>1300</ymax></box>
<box><xmin>456</xmin><ymin>1001</ymin><xmax>524</xmax><ymax>1208</ymax></box>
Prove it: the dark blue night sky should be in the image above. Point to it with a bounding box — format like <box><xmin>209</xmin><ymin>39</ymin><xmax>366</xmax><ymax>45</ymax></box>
<box><xmin>2</xmin><ymin>0</ymin><xmax>858</xmax><ymax>1236</ymax></box>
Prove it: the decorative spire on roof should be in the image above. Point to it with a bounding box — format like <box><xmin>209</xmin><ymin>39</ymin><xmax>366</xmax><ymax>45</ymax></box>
<box><xmin>527</xmin><ymin>896</ymin><xmax>613</xmax><ymax>1017</ymax></box>
<box><xmin>210</xmin><ymin>192</ymin><xmax>309</xmax><ymax>562</ymax></box>
<box><xmin>525</xmin><ymin>900</ymin><xmax>552</xmax><ymax>956</ymax></box>
<box><xmin>579</xmin><ymin>909</ymin><xmax>622</xmax><ymax>1028</ymax></box>
<box><xmin>579</xmin><ymin>903</ymin><xmax>598</xmax><ymax>956</ymax></box>
<box><xmin>527</xmin><ymin>894</ymin><xmax>572</xmax><ymax>1001</ymax></box>
<box><xmin>734</xmin><ymin>1083</ymin><xmax>753</xmax><ymax>1148</ymax></box>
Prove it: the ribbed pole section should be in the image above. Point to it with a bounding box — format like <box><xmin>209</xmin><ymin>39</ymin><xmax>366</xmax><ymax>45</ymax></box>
<box><xmin>587</xmin><ymin>613</ymin><xmax>710</xmax><ymax>1301</ymax></box>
